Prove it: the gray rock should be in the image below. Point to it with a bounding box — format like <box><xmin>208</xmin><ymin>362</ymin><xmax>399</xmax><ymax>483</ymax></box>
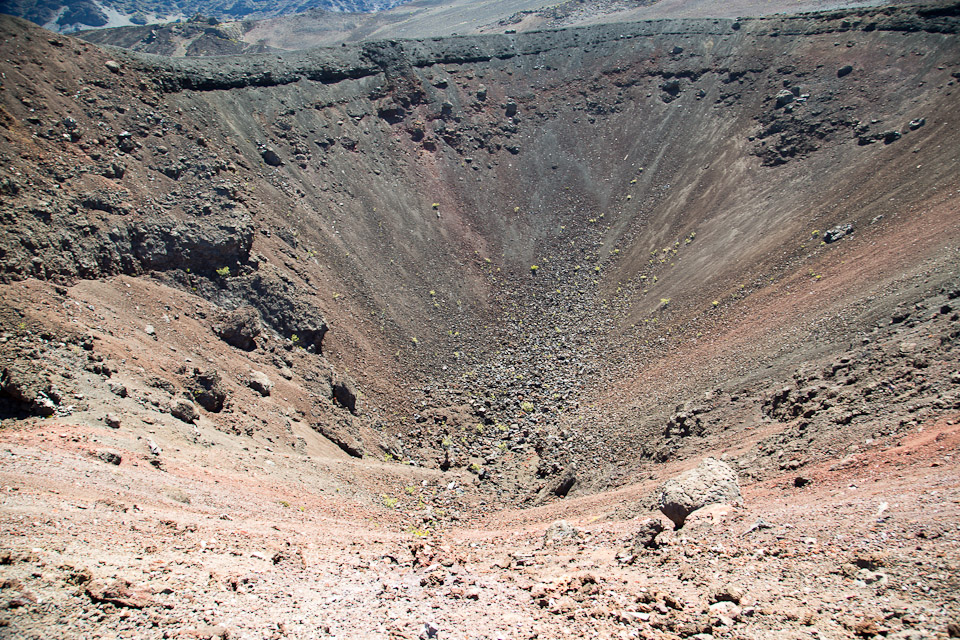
<box><xmin>0</xmin><ymin>366</ymin><xmax>57</xmax><ymax>417</ymax></box>
<box><xmin>191</xmin><ymin>369</ymin><xmax>227</xmax><ymax>413</ymax></box>
<box><xmin>107</xmin><ymin>381</ymin><xmax>127</xmax><ymax>398</ymax></box>
<box><xmin>104</xmin><ymin>413</ymin><xmax>121</xmax><ymax>429</ymax></box>
<box><xmin>97</xmin><ymin>450</ymin><xmax>122</xmax><ymax>465</ymax></box>
<box><xmin>261</xmin><ymin>147</ymin><xmax>283</xmax><ymax>166</ymax></box>
<box><xmin>908</xmin><ymin>117</ymin><xmax>925</xmax><ymax>130</ymax></box>
<box><xmin>215</xmin><ymin>307</ymin><xmax>262</xmax><ymax>351</ymax></box>
<box><xmin>105</xmin><ymin>60</ymin><xmax>121</xmax><ymax>74</ymax></box>
<box><xmin>837</xmin><ymin>64</ymin><xmax>853</xmax><ymax>77</ymax></box>
<box><xmin>552</xmin><ymin>467</ymin><xmax>577</xmax><ymax>497</ymax></box>
<box><xmin>630</xmin><ymin>518</ymin><xmax>666</xmax><ymax>551</ymax></box>
<box><xmin>247</xmin><ymin>371</ymin><xmax>273</xmax><ymax>397</ymax></box>
<box><xmin>658</xmin><ymin>457</ymin><xmax>742</xmax><ymax>529</ymax></box>
<box><xmin>170</xmin><ymin>398</ymin><xmax>199</xmax><ymax>424</ymax></box>
<box><xmin>855</xmin><ymin>569</ymin><xmax>888</xmax><ymax>586</ymax></box>
<box><xmin>504</xmin><ymin>100</ymin><xmax>518</xmax><ymax>117</ymax></box>
<box><xmin>544</xmin><ymin>520</ymin><xmax>580</xmax><ymax>544</ymax></box>
<box><xmin>662</xmin><ymin>78</ymin><xmax>681</xmax><ymax>96</ymax></box>
<box><xmin>775</xmin><ymin>89</ymin><xmax>795</xmax><ymax>108</ymax></box>
<box><xmin>882</xmin><ymin>129</ymin><xmax>901</xmax><ymax>144</ymax></box>
<box><xmin>332</xmin><ymin>375</ymin><xmax>358</xmax><ymax>413</ymax></box>
<box><xmin>823</xmin><ymin>223</ymin><xmax>854</xmax><ymax>243</ymax></box>
<box><xmin>313</xmin><ymin>414</ymin><xmax>363</xmax><ymax>458</ymax></box>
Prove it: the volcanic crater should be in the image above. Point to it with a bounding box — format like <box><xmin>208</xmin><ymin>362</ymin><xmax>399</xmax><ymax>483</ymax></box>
<box><xmin>0</xmin><ymin>3</ymin><xmax>959</xmax><ymax>638</ymax></box>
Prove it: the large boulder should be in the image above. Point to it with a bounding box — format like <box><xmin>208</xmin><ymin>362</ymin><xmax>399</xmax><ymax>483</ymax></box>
<box><xmin>332</xmin><ymin>374</ymin><xmax>358</xmax><ymax>414</ymax></box>
<box><xmin>214</xmin><ymin>307</ymin><xmax>262</xmax><ymax>351</ymax></box>
<box><xmin>658</xmin><ymin>458</ymin><xmax>742</xmax><ymax>529</ymax></box>
<box><xmin>170</xmin><ymin>398</ymin><xmax>199</xmax><ymax>424</ymax></box>
<box><xmin>247</xmin><ymin>370</ymin><xmax>273</xmax><ymax>397</ymax></box>
<box><xmin>191</xmin><ymin>369</ymin><xmax>227</xmax><ymax>413</ymax></box>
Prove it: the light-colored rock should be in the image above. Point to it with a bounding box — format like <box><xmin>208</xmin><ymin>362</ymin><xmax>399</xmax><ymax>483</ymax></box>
<box><xmin>247</xmin><ymin>370</ymin><xmax>273</xmax><ymax>397</ymax></box>
<box><xmin>544</xmin><ymin>520</ymin><xmax>580</xmax><ymax>544</ymax></box>
<box><xmin>658</xmin><ymin>457</ymin><xmax>742</xmax><ymax>529</ymax></box>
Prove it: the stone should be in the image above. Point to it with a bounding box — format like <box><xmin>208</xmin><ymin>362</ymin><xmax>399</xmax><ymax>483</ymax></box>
<box><xmin>313</xmin><ymin>414</ymin><xmax>363</xmax><ymax>458</ymax></box>
<box><xmin>662</xmin><ymin>79</ymin><xmax>681</xmax><ymax>96</ymax></box>
<box><xmin>96</xmin><ymin>450</ymin><xmax>122</xmax><ymax>465</ymax></box>
<box><xmin>664</xmin><ymin>411</ymin><xmax>703</xmax><ymax>438</ymax></box>
<box><xmin>775</xmin><ymin>89</ymin><xmax>796</xmax><ymax>108</ymax></box>
<box><xmin>107</xmin><ymin>381</ymin><xmax>127</xmax><ymax>398</ymax></box>
<box><xmin>823</xmin><ymin>223</ymin><xmax>854</xmax><ymax>243</ymax></box>
<box><xmin>881</xmin><ymin>129</ymin><xmax>901</xmax><ymax>144</ymax></box>
<box><xmin>855</xmin><ymin>569</ymin><xmax>888</xmax><ymax>586</ymax></box>
<box><xmin>261</xmin><ymin>147</ymin><xmax>283</xmax><ymax>166</ymax></box>
<box><xmin>191</xmin><ymin>369</ymin><xmax>227</xmax><ymax>413</ymax></box>
<box><xmin>709</xmin><ymin>584</ymin><xmax>745</xmax><ymax>604</ymax></box>
<box><xmin>504</xmin><ymin>100</ymin><xmax>518</xmax><ymax>117</ymax></box>
<box><xmin>544</xmin><ymin>520</ymin><xmax>580</xmax><ymax>544</ymax></box>
<box><xmin>104</xmin><ymin>60</ymin><xmax>121</xmax><ymax>73</ymax></box>
<box><xmin>658</xmin><ymin>457</ymin><xmax>742</xmax><ymax>529</ymax></box>
<box><xmin>332</xmin><ymin>375</ymin><xmax>358</xmax><ymax>413</ymax></box>
<box><xmin>171</xmin><ymin>398</ymin><xmax>199</xmax><ymax>424</ymax></box>
<box><xmin>630</xmin><ymin>518</ymin><xmax>666</xmax><ymax>551</ymax></box>
<box><xmin>215</xmin><ymin>307</ymin><xmax>262</xmax><ymax>351</ymax></box>
<box><xmin>86</xmin><ymin>579</ymin><xmax>152</xmax><ymax>609</ymax></box>
<box><xmin>247</xmin><ymin>371</ymin><xmax>273</xmax><ymax>397</ymax></box>
<box><xmin>104</xmin><ymin>413</ymin><xmax>121</xmax><ymax>429</ymax></box>
<box><xmin>552</xmin><ymin>467</ymin><xmax>577</xmax><ymax>497</ymax></box>
<box><xmin>837</xmin><ymin>64</ymin><xmax>854</xmax><ymax>77</ymax></box>
<box><xmin>908</xmin><ymin>117</ymin><xmax>926</xmax><ymax>130</ymax></box>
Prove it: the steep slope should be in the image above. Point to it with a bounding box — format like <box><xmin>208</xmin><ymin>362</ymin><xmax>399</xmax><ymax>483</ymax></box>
<box><xmin>1</xmin><ymin>5</ymin><xmax>959</xmax><ymax>638</ymax></box>
<box><xmin>2</xmin><ymin>2</ymin><xmax>959</xmax><ymax>485</ymax></box>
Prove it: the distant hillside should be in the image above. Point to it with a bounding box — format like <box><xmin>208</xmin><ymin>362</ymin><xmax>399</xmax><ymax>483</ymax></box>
<box><xmin>71</xmin><ymin>0</ymin><xmax>917</xmax><ymax>56</ymax></box>
<box><xmin>0</xmin><ymin>0</ymin><xmax>411</xmax><ymax>32</ymax></box>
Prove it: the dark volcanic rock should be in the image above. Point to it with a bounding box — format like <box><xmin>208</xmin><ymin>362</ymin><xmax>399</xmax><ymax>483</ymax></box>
<box><xmin>260</xmin><ymin>147</ymin><xmax>283</xmax><ymax>166</ymax></box>
<box><xmin>229</xmin><ymin>272</ymin><xmax>328</xmax><ymax>353</ymax></box>
<box><xmin>190</xmin><ymin>369</ymin><xmax>227</xmax><ymax>413</ymax></box>
<box><xmin>333</xmin><ymin>375</ymin><xmax>358</xmax><ymax>414</ymax></box>
<box><xmin>0</xmin><ymin>365</ymin><xmax>56</xmax><ymax>418</ymax></box>
<box><xmin>215</xmin><ymin>307</ymin><xmax>262</xmax><ymax>351</ymax></box>
<box><xmin>314</xmin><ymin>415</ymin><xmax>363</xmax><ymax>458</ymax></box>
